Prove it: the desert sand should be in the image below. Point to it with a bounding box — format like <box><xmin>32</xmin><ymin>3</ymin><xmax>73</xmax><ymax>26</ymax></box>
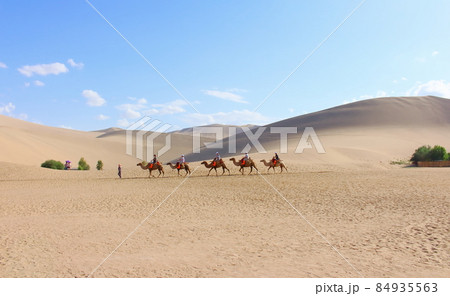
<box><xmin>0</xmin><ymin>96</ymin><xmax>449</xmax><ymax>277</ymax></box>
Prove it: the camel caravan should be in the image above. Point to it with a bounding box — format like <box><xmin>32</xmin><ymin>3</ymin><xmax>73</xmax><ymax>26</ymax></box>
<box><xmin>136</xmin><ymin>152</ymin><xmax>287</xmax><ymax>178</ymax></box>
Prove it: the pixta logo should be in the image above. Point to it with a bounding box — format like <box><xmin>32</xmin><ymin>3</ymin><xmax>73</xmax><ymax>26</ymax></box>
<box><xmin>126</xmin><ymin>117</ymin><xmax>325</xmax><ymax>160</ymax></box>
<box><xmin>126</xmin><ymin>117</ymin><xmax>172</xmax><ymax>161</ymax></box>
<box><xmin>192</xmin><ymin>126</ymin><xmax>325</xmax><ymax>154</ymax></box>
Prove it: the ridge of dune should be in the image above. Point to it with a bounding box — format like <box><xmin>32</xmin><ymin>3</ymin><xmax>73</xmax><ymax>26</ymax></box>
<box><xmin>270</xmin><ymin>96</ymin><xmax>450</xmax><ymax>130</ymax></box>
<box><xmin>1</xmin><ymin>96</ymin><xmax>449</xmax><ymax>167</ymax></box>
<box><xmin>0</xmin><ymin>115</ymin><xmax>136</xmax><ymax>167</ymax></box>
<box><xmin>179</xmin><ymin>96</ymin><xmax>450</xmax><ymax>163</ymax></box>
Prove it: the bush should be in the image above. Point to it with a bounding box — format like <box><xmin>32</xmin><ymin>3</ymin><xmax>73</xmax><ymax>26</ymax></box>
<box><xmin>78</xmin><ymin>157</ymin><xmax>90</xmax><ymax>170</ymax></box>
<box><xmin>429</xmin><ymin>145</ymin><xmax>448</xmax><ymax>161</ymax></box>
<box><xmin>390</xmin><ymin>159</ymin><xmax>410</xmax><ymax>165</ymax></box>
<box><xmin>410</xmin><ymin>145</ymin><xmax>431</xmax><ymax>163</ymax></box>
<box><xmin>96</xmin><ymin>160</ymin><xmax>103</xmax><ymax>170</ymax></box>
<box><xmin>41</xmin><ymin>159</ymin><xmax>64</xmax><ymax>170</ymax></box>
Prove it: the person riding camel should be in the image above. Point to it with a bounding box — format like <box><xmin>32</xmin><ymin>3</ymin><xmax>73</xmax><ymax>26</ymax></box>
<box><xmin>241</xmin><ymin>152</ymin><xmax>249</xmax><ymax>165</ymax></box>
<box><xmin>177</xmin><ymin>154</ymin><xmax>185</xmax><ymax>169</ymax></box>
<box><xmin>150</xmin><ymin>154</ymin><xmax>158</xmax><ymax>169</ymax></box>
<box><xmin>272</xmin><ymin>152</ymin><xmax>280</xmax><ymax>164</ymax></box>
<box><xmin>213</xmin><ymin>152</ymin><xmax>221</xmax><ymax>166</ymax></box>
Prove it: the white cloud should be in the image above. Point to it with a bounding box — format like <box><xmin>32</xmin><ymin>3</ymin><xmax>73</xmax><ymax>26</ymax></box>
<box><xmin>59</xmin><ymin>125</ymin><xmax>73</xmax><ymax>130</ymax></box>
<box><xmin>342</xmin><ymin>98</ymin><xmax>358</xmax><ymax>105</ymax></box>
<box><xmin>116</xmin><ymin>98</ymin><xmax>147</xmax><ymax>119</ymax></box>
<box><xmin>145</xmin><ymin>99</ymin><xmax>187</xmax><ymax>115</ymax></box>
<box><xmin>34</xmin><ymin>80</ymin><xmax>45</xmax><ymax>87</ymax></box>
<box><xmin>359</xmin><ymin>95</ymin><xmax>372</xmax><ymax>100</ymax></box>
<box><xmin>67</xmin><ymin>58</ymin><xmax>84</xmax><ymax>69</ymax></box>
<box><xmin>117</xmin><ymin>98</ymin><xmax>187</xmax><ymax>120</ymax></box>
<box><xmin>124</xmin><ymin>108</ymin><xmax>142</xmax><ymax>119</ymax></box>
<box><xmin>96</xmin><ymin>114</ymin><xmax>109</xmax><ymax>120</ymax></box>
<box><xmin>18</xmin><ymin>62</ymin><xmax>69</xmax><ymax>77</ymax></box>
<box><xmin>24</xmin><ymin>82</ymin><xmax>31</xmax><ymax>87</ymax></box>
<box><xmin>116</xmin><ymin>98</ymin><xmax>191</xmax><ymax>127</ymax></box>
<box><xmin>82</xmin><ymin>90</ymin><xmax>106</xmax><ymax>107</ymax></box>
<box><xmin>432</xmin><ymin>51</ymin><xmax>439</xmax><ymax>57</ymax></box>
<box><xmin>0</xmin><ymin>102</ymin><xmax>15</xmax><ymax>114</ymax></box>
<box><xmin>202</xmin><ymin>90</ymin><xmax>248</xmax><ymax>104</ymax></box>
<box><xmin>0</xmin><ymin>102</ymin><xmax>28</xmax><ymax>120</ymax></box>
<box><xmin>376</xmin><ymin>90</ymin><xmax>387</xmax><ymax>97</ymax></box>
<box><xmin>343</xmin><ymin>90</ymin><xmax>387</xmax><ymax>105</ymax></box>
<box><xmin>393</xmin><ymin>77</ymin><xmax>408</xmax><ymax>84</ymax></box>
<box><xmin>17</xmin><ymin>113</ymin><xmax>28</xmax><ymax>120</ymax></box>
<box><xmin>117</xmin><ymin>118</ymin><xmax>131</xmax><ymax>127</ymax></box>
<box><xmin>184</xmin><ymin>109</ymin><xmax>270</xmax><ymax>126</ymax></box>
<box><xmin>408</xmin><ymin>80</ymin><xmax>450</xmax><ymax>98</ymax></box>
<box><xmin>0</xmin><ymin>62</ymin><xmax>7</xmax><ymax>69</ymax></box>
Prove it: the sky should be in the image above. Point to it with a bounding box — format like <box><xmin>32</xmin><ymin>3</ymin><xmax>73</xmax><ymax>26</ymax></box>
<box><xmin>1</xmin><ymin>0</ymin><xmax>450</xmax><ymax>131</ymax></box>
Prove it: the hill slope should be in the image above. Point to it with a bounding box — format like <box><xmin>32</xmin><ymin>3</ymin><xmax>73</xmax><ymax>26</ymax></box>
<box><xmin>182</xmin><ymin>96</ymin><xmax>450</xmax><ymax>163</ymax></box>
<box><xmin>270</xmin><ymin>96</ymin><xmax>450</xmax><ymax>129</ymax></box>
<box><xmin>1</xmin><ymin>96</ymin><xmax>449</xmax><ymax>166</ymax></box>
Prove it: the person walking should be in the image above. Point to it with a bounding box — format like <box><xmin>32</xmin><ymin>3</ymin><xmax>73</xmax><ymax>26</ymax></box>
<box><xmin>118</xmin><ymin>164</ymin><xmax>122</xmax><ymax>179</ymax></box>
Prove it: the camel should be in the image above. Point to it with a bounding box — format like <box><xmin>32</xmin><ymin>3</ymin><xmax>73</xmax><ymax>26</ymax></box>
<box><xmin>229</xmin><ymin>157</ymin><xmax>258</xmax><ymax>175</ymax></box>
<box><xmin>136</xmin><ymin>162</ymin><xmax>165</xmax><ymax>178</ymax></box>
<box><xmin>166</xmin><ymin>162</ymin><xmax>191</xmax><ymax>176</ymax></box>
<box><xmin>200</xmin><ymin>160</ymin><xmax>230</xmax><ymax>176</ymax></box>
<box><xmin>260</xmin><ymin>159</ymin><xmax>287</xmax><ymax>173</ymax></box>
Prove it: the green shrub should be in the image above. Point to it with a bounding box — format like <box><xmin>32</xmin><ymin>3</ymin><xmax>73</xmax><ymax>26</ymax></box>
<box><xmin>96</xmin><ymin>160</ymin><xmax>103</xmax><ymax>170</ymax></box>
<box><xmin>41</xmin><ymin>159</ymin><xmax>64</xmax><ymax>170</ymax></box>
<box><xmin>429</xmin><ymin>145</ymin><xmax>448</xmax><ymax>161</ymax></box>
<box><xmin>389</xmin><ymin>159</ymin><xmax>410</xmax><ymax>165</ymax></box>
<box><xmin>410</xmin><ymin>145</ymin><xmax>431</xmax><ymax>163</ymax></box>
<box><xmin>78</xmin><ymin>157</ymin><xmax>90</xmax><ymax>170</ymax></box>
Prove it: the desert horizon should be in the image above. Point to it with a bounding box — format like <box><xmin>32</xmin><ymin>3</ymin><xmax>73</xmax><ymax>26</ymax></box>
<box><xmin>1</xmin><ymin>95</ymin><xmax>449</xmax><ymax>278</ymax></box>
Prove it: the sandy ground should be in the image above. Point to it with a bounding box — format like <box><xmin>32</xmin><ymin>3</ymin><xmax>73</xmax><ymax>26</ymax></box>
<box><xmin>1</xmin><ymin>161</ymin><xmax>448</xmax><ymax>278</ymax></box>
<box><xmin>1</xmin><ymin>96</ymin><xmax>449</xmax><ymax>277</ymax></box>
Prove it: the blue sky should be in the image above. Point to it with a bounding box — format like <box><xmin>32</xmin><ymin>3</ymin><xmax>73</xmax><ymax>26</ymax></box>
<box><xmin>1</xmin><ymin>0</ymin><xmax>449</xmax><ymax>131</ymax></box>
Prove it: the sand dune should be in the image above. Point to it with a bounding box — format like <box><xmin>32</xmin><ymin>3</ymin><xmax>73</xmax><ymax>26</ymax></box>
<box><xmin>271</xmin><ymin>96</ymin><xmax>450</xmax><ymax>129</ymax></box>
<box><xmin>0</xmin><ymin>115</ymin><xmax>137</xmax><ymax>168</ymax></box>
<box><xmin>1</xmin><ymin>96</ymin><xmax>449</xmax><ymax>278</ymax></box>
<box><xmin>2</xmin><ymin>96</ymin><xmax>449</xmax><ymax>166</ymax></box>
<box><xmin>182</xmin><ymin>96</ymin><xmax>450</xmax><ymax>163</ymax></box>
<box><xmin>172</xmin><ymin>124</ymin><xmax>259</xmax><ymax>140</ymax></box>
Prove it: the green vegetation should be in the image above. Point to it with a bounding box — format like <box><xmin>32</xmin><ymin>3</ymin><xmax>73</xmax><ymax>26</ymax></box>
<box><xmin>78</xmin><ymin>157</ymin><xmax>90</xmax><ymax>170</ymax></box>
<box><xmin>41</xmin><ymin>159</ymin><xmax>64</xmax><ymax>170</ymax></box>
<box><xmin>429</xmin><ymin>145</ymin><xmax>448</xmax><ymax>161</ymax></box>
<box><xmin>410</xmin><ymin>145</ymin><xmax>431</xmax><ymax>163</ymax></box>
<box><xmin>96</xmin><ymin>160</ymin><xmax>103</xmax><ymax>171</ymax></box>
<box><xmin>389</xmin><ymin>159</ymin><xmax>411</xmax><ymax>165</ymax></box>
<box><xmin>410</xmin><ymin>145</ymin><xmax>449</xmax><ymax>164</ymax></box>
